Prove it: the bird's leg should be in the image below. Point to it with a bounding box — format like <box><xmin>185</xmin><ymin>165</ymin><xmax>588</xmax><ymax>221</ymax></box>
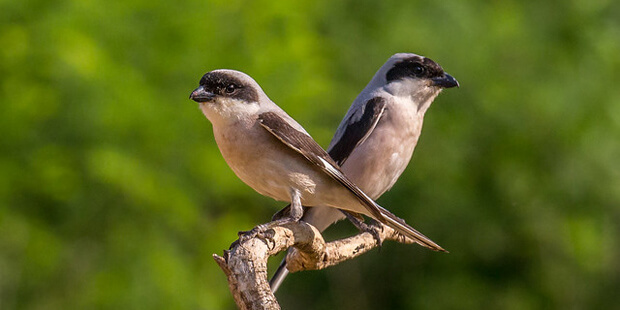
<box><xmin>341</xmin><ymin>210</ymin><xmax>384</xmax><ymax>246</ymax></box>
<box><xmin>237</xmin><ymin>189</ymin><xmax>304</xmax><ymax>244</ymax></box>
<box><xmin>255</xmin><ymin>189</ymin><xmax>303</xmax><ymax>228</ymax></box>
<box><xmin>271</xmin><ymin>205</ymin><xmax>291</xmax><ymax>221</ymax></box>
<box><xmin>287</xmin><ymin>188</ymin><xmax>304</xmax><ymax>221</ymax></box>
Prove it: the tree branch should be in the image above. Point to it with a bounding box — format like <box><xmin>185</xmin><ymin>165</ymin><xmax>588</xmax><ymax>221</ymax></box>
<box><xmin>213</xmin><ymin>221</ymin><xmax>415</xmax><ymax>309</ymax></box>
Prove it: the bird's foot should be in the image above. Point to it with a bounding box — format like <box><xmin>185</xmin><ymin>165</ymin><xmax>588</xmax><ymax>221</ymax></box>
<box><xmin>342</xmin><ymin>211</ymin><xmax>384</xmax><ymax>246</ymax></box>
<box><xmin>236</xmin><ymin>223</ymin><xmax>274</xmax><ymax>244</ymax></box>
<box><xmin>235</xmin><ymin>216</ymin><xmax>300</xmax><ymax>246</ymax></box>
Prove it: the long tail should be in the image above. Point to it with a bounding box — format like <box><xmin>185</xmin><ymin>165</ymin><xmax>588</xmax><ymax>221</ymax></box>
<box><xmin>313</xmin><ymin>157</ymin><xmax>446</xmax><ymax>252</ymax></box>
<box><xmin>377</xmin><ymin>205</ymin><xmax>447</xmax><ymax>252</ymax></box>
<box><xmin>270</xmin><ymin>259</ymin><xmax>290</xmax><ymax>293</ymax></box>
<box><xmin>269</xmin><ymin>207</ymin><xmax>445</xmax><ymax>293</ymax></box>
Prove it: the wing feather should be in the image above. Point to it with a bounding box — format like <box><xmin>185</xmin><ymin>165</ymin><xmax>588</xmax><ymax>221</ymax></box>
<box><xmin>258</xmin><ymin>112</ymin><xmax>445</xmax><ymax>252</ymax></box>
<box><xmin>328</xmin><ymin>97</ymin><xmax>387</xmax><ymax>165</ymax></box>
<box><xmin>258</xmin><ymin>112</ymin><xmax>384</xmax><ymax>221</ymax></box>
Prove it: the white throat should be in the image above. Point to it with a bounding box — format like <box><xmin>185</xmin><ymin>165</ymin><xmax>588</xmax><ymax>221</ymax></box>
<box><xmin>385</xmin><ymin>78</ymin><xmax>441</xmax><ymax>113</ymax></box>
<box><xmin>199</xmin><ymin>98</ymin><xmax>261</xmax><ymax>127</ymax></box>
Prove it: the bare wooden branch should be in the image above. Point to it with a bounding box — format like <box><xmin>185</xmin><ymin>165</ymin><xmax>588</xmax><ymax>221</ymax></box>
<box><xmin>213</xmin><ymin>221</ymin><xmax>415</xmax><ymax>310</ymax></box>
<box><xmin>285</xmin><ymin>223</ymin><xmax>414</xmax><ymax>273</ymax></box>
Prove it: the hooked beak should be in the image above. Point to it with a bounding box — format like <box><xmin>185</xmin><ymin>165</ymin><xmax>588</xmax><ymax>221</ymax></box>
<box><xmin>189</xmin><ymin>86</ymin><xmax>215</xmax><ymax>102</ymax></box>
<box><xmin>431</xmin><ymin>73</ymin><xmax>459</xmax><ymax>88</ymax></box>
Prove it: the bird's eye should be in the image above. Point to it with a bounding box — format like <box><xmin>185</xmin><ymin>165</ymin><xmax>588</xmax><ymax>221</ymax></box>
<box><xmin>225</xmin><ymin>84</ymin><xmax>236</xmax><ymax>94</ymax></box>
<box><xmin>412</xmin><ymin>64</ymin><xmax>425</xmax><ymax>76</ymax></box>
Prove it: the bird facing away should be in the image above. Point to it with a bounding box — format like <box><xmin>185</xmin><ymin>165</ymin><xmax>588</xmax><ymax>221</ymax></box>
<box><xmin>269</xmin><ymin>53</ymin><xmax>459</xmax><ymax>292</ymax></box>
<box><xmin>188</xmin><ymin>69</ymin><xmax>446</xmax><ymax>254</ymax></box>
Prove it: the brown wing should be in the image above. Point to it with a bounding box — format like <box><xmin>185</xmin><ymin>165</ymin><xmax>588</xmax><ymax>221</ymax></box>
<box><xmin>258</xmin><ymin>112</ymin><xmax>385</xmax><ymax>221</ymax></box>
<box><xmin>258</xmin><ymin>112</ymin><xmax>445</xmax><ymax>252</ymax></box>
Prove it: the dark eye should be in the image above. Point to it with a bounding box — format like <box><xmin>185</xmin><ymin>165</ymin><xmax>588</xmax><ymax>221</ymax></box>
<box><xmin>412</xmin><ymin>64</ymin><xmax>425</xmax><ymax>76</ymax></box>
<box><xmin>225</xmin><ymin>84</ymin><xmax>236</xmax><ymax>94</ymax></box>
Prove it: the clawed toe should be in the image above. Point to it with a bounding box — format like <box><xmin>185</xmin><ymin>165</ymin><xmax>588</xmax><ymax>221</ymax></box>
<box><xmin>235</xmin><ymin>216</ymin><xmax>300</xmax><ymax>245</ymax></box>
<box><xmin>237</xmin><ymin>225</ymin><xmax>270</xmax><ymax>243</ymax></box>
<box><xmin>342</xmin><ymin>211</ymin><xmax>384</xmax><ymax>246</ymax></box>
<box><xmin>361</xmin><ymin>220</ymin><xmax>384</xmax><ymax>246</ymax></box>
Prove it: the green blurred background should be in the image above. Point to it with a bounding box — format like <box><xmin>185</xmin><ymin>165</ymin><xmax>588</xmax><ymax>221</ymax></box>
<box><xmin>1</xmin><ymin>0</ymin><xmax>619</xmax><ymax>309</ymax></box>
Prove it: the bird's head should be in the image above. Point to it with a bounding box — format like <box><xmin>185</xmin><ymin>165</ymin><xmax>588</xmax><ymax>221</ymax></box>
<box><xmin>377</xmin><ymin>53</ymin><xmax>459</xmax><ymax>109</ymax></box>
<box><xmin>385</xmin><ymin>53</ymin><xmax>458</xmax><ymax>88</ymax></box>
<box><xmin>190</xmin><ymin>69</ymin><xmax>266</xmax><ymax>123</ymax></box>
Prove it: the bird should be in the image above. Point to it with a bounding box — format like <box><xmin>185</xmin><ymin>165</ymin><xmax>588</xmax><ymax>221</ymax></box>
<box><xmin>269</xmin><ymin>53</ymin><xmax>459</xmax><ymax>292</ymax></box>
<box><xmin>188</xmin><ymin>68</ymin><xmax>446</xmax><ymax>257</ymax></box>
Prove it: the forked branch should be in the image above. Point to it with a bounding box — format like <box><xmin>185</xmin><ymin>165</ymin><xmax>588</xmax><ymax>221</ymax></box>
<box><xmin>213</xmin><ymin>221</ymin><xmax>415</xmax><ymax>310</ymax></box>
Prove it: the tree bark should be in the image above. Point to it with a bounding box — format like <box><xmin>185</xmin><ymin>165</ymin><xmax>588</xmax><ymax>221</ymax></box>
<box><xmin>213</xmin><ymin>221</ymin><xmax>415</xmax><ymax>310</ymax></box>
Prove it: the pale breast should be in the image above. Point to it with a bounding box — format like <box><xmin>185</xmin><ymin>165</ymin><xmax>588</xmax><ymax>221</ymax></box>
<box><xmin>212</xmin><ymin>120</ymin><xmax>324</xmax><ymax>203</ymax></box>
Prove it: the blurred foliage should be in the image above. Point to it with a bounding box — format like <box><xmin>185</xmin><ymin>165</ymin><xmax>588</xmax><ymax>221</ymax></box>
<box><xmin>1</xmin><ymin>0</ymin><xmax>619</xmax><ymax>309</ymax></box>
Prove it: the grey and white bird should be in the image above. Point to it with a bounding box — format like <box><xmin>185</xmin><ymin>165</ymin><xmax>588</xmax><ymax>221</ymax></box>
<box><xmin>188</xmin><ymin>68</ymin><xmax>445</xmax><ymax>260</ymax></box>
<box><xmin>269</xmin><ymin>53</ymin><xmax>459</xmax><ymax>292</ymax></box>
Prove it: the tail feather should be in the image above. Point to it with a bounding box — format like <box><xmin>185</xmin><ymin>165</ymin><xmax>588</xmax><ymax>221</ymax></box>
<box><xmin>270</xmin><ymin>259</ymin><xmax>290</xmax><ymax>293</ymax></box>
<box><xmin>269</xmin><ymin>206</ymin><xmax>446</xmax><ymax>294</ymax></box>
<box><xmin>378</xmin><ymin>206</ymin><xmax>447</xmax><ymax>252</ymax></box>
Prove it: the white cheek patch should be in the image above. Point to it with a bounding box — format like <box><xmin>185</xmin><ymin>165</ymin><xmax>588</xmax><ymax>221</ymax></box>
<box><xmin>201</xmin><ymin>97</ymin><xmax>261</xmax><ymax>123</ymax></box>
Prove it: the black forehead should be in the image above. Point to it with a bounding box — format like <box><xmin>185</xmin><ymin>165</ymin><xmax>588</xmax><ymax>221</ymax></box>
<box><xmin>199</xmin><ymin>71</ymin><xmax>245</xmax><ymax>89</ymax></box>
<box><xmin>386</xmin><ymin>56</ymin><xmax>445</xmax><ymax>82</ymax></box>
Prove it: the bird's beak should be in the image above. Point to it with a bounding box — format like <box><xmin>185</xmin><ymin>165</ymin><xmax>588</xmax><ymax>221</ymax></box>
<box><xmin>431</xmin><ymin>73</ymin><xmax>459</xmax><ymax>88</ymax></box>
<box><xmin>189</xmin><ymin>86</ymin><xmax>216</xmax><ymax>102</ymax></box>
